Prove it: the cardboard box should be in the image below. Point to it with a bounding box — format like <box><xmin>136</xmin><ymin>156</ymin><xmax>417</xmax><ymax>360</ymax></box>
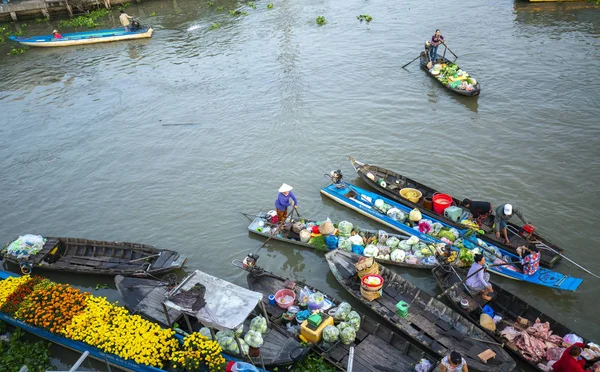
<box><xmin>478</xmin><ymin>349</ymin><xmax>496</xmax><ymax>363</ymax></box>
<box><xmin>517</xmin><ymin>316</ymin><xmax>530</xmax><ymax>326</ymax></box>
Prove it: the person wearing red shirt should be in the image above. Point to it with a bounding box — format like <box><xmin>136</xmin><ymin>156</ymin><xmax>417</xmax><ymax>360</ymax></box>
<box><xmin>553</xmin><ymin>343</ymin><xmax>586</xmax><ymax>372</ymax></box>
<box><xmin>52</xmin><ymin>30</ymin><xmax>63</xmax><ymax>39</ymax></box>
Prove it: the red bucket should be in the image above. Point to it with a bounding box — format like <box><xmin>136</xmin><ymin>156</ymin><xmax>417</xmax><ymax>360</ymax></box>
<box><xmin>432</xmin><ymin>193</ymin><xmax>453</xmax><ymax>214</ymax></box>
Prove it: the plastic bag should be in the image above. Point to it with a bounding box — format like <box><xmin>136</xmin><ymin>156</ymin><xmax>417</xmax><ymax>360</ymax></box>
<box><xmin>244</xmin><ymin>330</ymin><xmax>264</xmax><ymax>348</ymax></box>
<box><xmin>335</xmin><ymin>302</ymin><xmax>352</xmax><ymax>320</ymax></box>
<box><xmin>363</xmin><ymin>244</ymin><xmax>379</xmax><ymax>257</ymax></box>
<box><xmin>227</xmin><ymin>361</ymin><xmax>260</xmax><ymax>372</ymax></box>
<box><xmin>216</xmin><ymin>330</ymin><xmax>235</xmax><ymax>341</ymax></box>
<box><xmin>415</xmin><ymin>358</ymin><xmax>433</xmax><ymax>372</ymax></box>
<box><xmin>298</xmin><ymin>286</ymin><xmax>312</xmax><ymax>305</ymax></box>
<box><xmin>398</xmin><ymin>240</ymin><xmax>411</xmax><ymax>251</ymax></box>
<box><xmin>405</xmin><ymin>255</ymin><xmax>418</xmax><ymax>265</ymax></box>
<box><xmin>250</xmin><ymin>316</ymin><xmax>268</xmax><ymax>334</ymax></box>
<box><xmin>386</xmin><ymin>236</ymin><xmax>400</xmax><ymax>249</ymax></box>
<box><xmin>322</xmin><ymin>325</ymin><xmax>339</xmax><ymax>343</ymax></box>
<box><xmin>339</xmin><ymin>326</ymin><xmax>356</xmax><ymax>345</ymax></box>
<box><xmin>390</xmin><ymin>249</ymin><xmax>406</xmax><ymax>262</ymax></box>
<box><xmin>347</xmin><ymin>311</ymin><xmax>361</xmax><ymax>331</ymax></box>
<box><xmin>377</xmin><ymin>245</ymin><xmax>390</xmax><ymax>256</ymax></box>
<box><xmin>409</xmin><ymin>208</ymin><xmax>422</xmax><ymax>222</ymax></box>
<box><xmin>338</xmin><ymin>237</ymin><xmax>352</xmax><ymax>252</ymax></box>
<box><xmin>338</xmin><ymin>221</ymin><xmax>353</xmax><ymax>236</ymax></box>
<box><xmin>407</xmin><ymin>236</ymin><xmax>420</xmax><ymax>245</ymax></box>
<box><xmin>563</xmin><ymin>333</ymin><xmax>583</xmax><ymax>346</ymax></box>
<box><xmin>352</xmin><ymin>245</ymin><xmax>365</xmax><ymax>255</ymax></box>
<box><xmin>418</xmin><ymin>219</ymin><xmax>433</xmax><ymax>233</ymax></box>
<box><xmin>308</xmin><ymin>292</ymin><xmax>325</xmax><ymax>310</ymax></box>
<box><xmin>325</xmin><ymin>235</ymin><xmax>339</xmax><ymax>249</ymax></box>
<box><xmin>387</xmin><ymin>208</ymin><xmax>405</xmax><ymax>222</ymax></box>
<box><xmin>378</xmin><ymin>230</ymin><xmax>388</xmax><ymax>243</ymax></box>
<box><xmin>200</xmin><ymin>327</ymin><xmax>213</xmax><ymax>339</ymax></box>
<box><xmin>430</xmin><ymin>222</ymin><xmax>443</xmax><ymax>236</ymax></box>
<box><xmin>299</xmin><ymin>229</ymin><xmax>312</xmax><ymax>243</ymax></box>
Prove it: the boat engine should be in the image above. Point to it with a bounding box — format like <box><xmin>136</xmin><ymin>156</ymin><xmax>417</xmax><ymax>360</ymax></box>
<box><xmin>242</xmin><ymin>253</ymin><xmax>259</xmax><ymax>269</ymax></box>
<box><xmin>329</xmin><ymin>169</ymin><xmax>343</xmax><ymax>184</ymax></box>
<box><xmin>130</xmin><ymin>19</ymin><xmax>142</xmax><ymax>31</ymax></box>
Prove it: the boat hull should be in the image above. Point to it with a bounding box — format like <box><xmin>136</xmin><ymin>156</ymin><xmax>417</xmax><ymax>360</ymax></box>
<box><xmin>419</xmin><ymin>52</ymin><xmax>481</xmax><ymax>96</ymax></box>
<box><xmin>10</xmin><ymin>28</ymin><xmax>153</xmax><ymax>47</ymax></box>
<box><xmin>349</xmin><ymin>156</ymin><xmax>563</xmax><ymax>268</ymax></box>
<box><xmin>320</xmin><ymin>182</ymin><xmax>582</xmax><ymax>291</ymax></box>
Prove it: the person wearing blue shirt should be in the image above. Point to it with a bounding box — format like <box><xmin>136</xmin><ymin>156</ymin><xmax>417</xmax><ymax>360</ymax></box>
<box><xmin>275</xmin><ymin>183</ymin><xmax>298</xmax><ymax>223</ymax></box>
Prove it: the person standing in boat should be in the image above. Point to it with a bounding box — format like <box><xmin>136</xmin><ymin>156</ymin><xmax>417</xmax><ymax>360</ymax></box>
<box><xmin>119</xmin><ymin>10</ymin><xmax>134</xmax><ymax>32</ymax></box>
<box><xmin>275</xmin><ymin>183</ymin><xmax>298</xmax><ymax>224</ymax></box>
<box><xmin>519</xmin><ymin>244</ymin><xmax>540</xmax><ymax>276</ymax></box>
<box><xmin>494</xmin><ymin>203</ymin><xmax>528</xmax><ymax>245</ymax></box>
<box><xmin>429</xmin><ymin>29</ymin><xmax>444</xmax><ymax>65</ymax></box>
<box><xmin>52</xmin><ymin>30</ymin><xmax>63</xmax><ymax>39</ymax></box>
<box><xmin>440</xmin><ymin>351</ymin><xmax>468</xmax><ymax>372</ymax></box>
<box><xmin>465</xmin><ymin>254</ymin><xmax>493</xmax><ymax>301</ymax></box>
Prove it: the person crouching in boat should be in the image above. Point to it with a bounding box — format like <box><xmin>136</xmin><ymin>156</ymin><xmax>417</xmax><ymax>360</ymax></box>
<box><xmin>440</xmin><ymin>351</ymin><xmax>468</xmax><ymax>372</ymax></box>
<box><xmin>518</xmin><ymin>244</ymin><xmax>540</xmax><ymax>276</ymax></box>
<box><xmin>430</xmin><ymin>29</ymin><xmax>444</xmax><ymax>65</ymax></box>
<box><xmin>552</xmin><ymin>342</ymin><xmax>587</xmax><ymax>372</ymax></box>
<box><xmin>119</xmin><ymin>10</ymin><xmax>134</xmax><ymax>32</ymax></box>
<box><xmin>465</xmin><ymin>254</ymin><xmax>493</xmax><ymax>301</ymax></box>
<box><xmin>275</xmin><ymin>183</ymin><xmax>298</xmax><ymax>224</ymax></box>
<box><xmin>461</xmin><ymin>199</ymin><xmax>492</xmax><ymax>226</ymax></box>
<box><xmin>52</xmin><ymin>30</ymin><xmax>63</xmax><ymax>39</ymax></box>
<box><xmin>494</xmin><ymin>203</ymin><xmax>528</xmax><ymax>245</ymax></box>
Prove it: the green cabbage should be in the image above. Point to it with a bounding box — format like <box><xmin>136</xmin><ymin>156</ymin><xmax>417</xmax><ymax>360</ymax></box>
<box><xmin>322</xmin><ymin>325</ymin><xmax>340</xmax><ymax>343</ymax></box>
<box><xmin>347</xmin><ymin>311</ymin><xmax>361</xmax><ymax>331</ymax></box>
<box><xmin>459</xmin><ymin>248</ymin><xmax>474</xmax><ymax>265</ymax></box>
<box><xmin>338</xmin><ymin>221</ymin><xmax>353</xmax><ymax>236</ymax></box>
<box><xmin>244</xmin><ymin>330</ymin><xmax>264</xmax><ymax>348</ymax></box>
<box><xmin>339</xmin><ymin>327</ymin><xmax>356</xmax><ymax>345</ymax></box>
<box><xmin>407</xmin><ymin>236</ymin><xmax>420</xmax><ymax>245</ymax></box>
<box><xmin>200</xmin><ymin>327</ymin><xmax>213</xmax><ymax>339</ymax></box>
<box><xmin>335</xmin><ymin>302</ymin><xmax>352</xmax><ymax>320</ymax></box>
<box><xmin>386</xmin><ymin>236</ymin><xmax>400</xmax><ymax>249</ymax></box>
<box><xmin>250</xmin><ymin>316</ymin><xmax>268</xmax><ymax>334</ymax></box>
<box><xmin>216</xmin><ymin>330</ymin><xmax>234</xmax><ymax>341</ymax></box>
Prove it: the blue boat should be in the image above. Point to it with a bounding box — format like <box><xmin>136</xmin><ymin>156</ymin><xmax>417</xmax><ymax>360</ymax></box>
<box><xmin>0</xmin><ymin>270</ymin><xmax>265</xmax><ymax>372</ymax></box>
<box><xmin>320</xmin><ymin>182</ymin><xmax>583</xmax><ymax>291</ymax></box>
<box><xmin>9</xmin><ymin>28</ymin><xmax>153</xmax><ymax>47</ymax></box>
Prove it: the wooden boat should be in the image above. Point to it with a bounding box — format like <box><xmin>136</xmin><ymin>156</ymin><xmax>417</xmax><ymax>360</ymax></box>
<box><xmin>325</xmin><ymin>250</ymin><xmax>516</xmax><ymax>371</ymax></box>
<box><xmin>1</xmin><ymin>236</ymin><xmax>186</xmax><ymax>276</ymax></box>
<box><xmin>237</xmin><ymin>260</ymin><xmax>440</xmax><ymax>371</ymax></box>
<box><xmin>350</xmin><ymin>156</ymin><xmax>563</xmax><ymax>268</ymax></box>
<box><xmin>432</xmin><ymin>265</ymin><xmax>597</xmax><ymax>371</ymax></box>
<box><xmin>320</xmin><ymin>180</ymin><xmax>582</xmax><ymax>291</ymax></box>
<box><xmin>246</xmin><ymin>212</ymin><xmax>443</xmax><ymax>270</ymax></box>
<box><xmin>9</xmin><ymin>28</ymin><xmax>153</xmax><ymax>47</ymax></box>
<box><xmin>115</xmin><ymin>270</ymin><xmax>309</xmax><ymax>367</ymax></box>
<box><xmin>0</xmin><ymin>270</ymin><xmax>165</xmax><ymax>372</ymax></box>
<box><xmin>419</xmin><ymin>51</ymin><xmax>481</xmax><ymax>96</ymax></box>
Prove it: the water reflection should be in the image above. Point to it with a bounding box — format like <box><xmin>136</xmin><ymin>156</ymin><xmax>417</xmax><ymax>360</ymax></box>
<box><xmin>514</xmin><ymin>2</ymin><xmax>600</xmax><ymax>29</ymax></box>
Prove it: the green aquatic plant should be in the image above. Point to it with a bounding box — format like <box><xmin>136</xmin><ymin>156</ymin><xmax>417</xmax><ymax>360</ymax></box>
<box><xmin>289</xmin><ymin>352</ymin><xmax>337</xmax><ymax>372</ymax></box>
<box><xmin>230</xmin><ymin>9</ymin><xmax>248</xmax><ymax>16</ymax></box>
<box><xmin>217</xmin><ymin>6</ymin><xmax>223</xmax><ymax>10</ymax></box>
<box><xmin>357</xmin><ymin>14</ymin><xmax>372</xmax><ymax>23</ymax></box>
<box><xmin>149</xmin><ymin>11</ymin><xmax>157</xmax><ymax>16</ymax></box>
<box><xmin>57</xmin><ymin>8</ymin><xmax>108</xmax><ymax>28</ymax></box>
<box><xmin>248</xmin><ymin>2</ymin><xmax>256</xmax><ymax>9</ymax></box>
<box><xmin>267</xmin><ymin>3</ymin><xmax>273</xmax><ymax>9</ymax></box>
<box><xmin>117</xmin><ymin>2</ymin><xmax>131</xmax><ymax>10</ymax></box>
<box><xmin>316</xmin><ymin>16</ymin><xmax>327</xmax><ymax>26</ymax></box>
<box><xmin>207</xmin><ymin>1</ymin><xmax>214</xmax><ymax>6</ymax></box>
<box><xmin>209</xmin><ymin>22</ymin><xmax>221</xmax><ymax>30</ymax></box>
<box><xmin>7</xmin><ymin>47</ymin><xmax>27</xmax><ymax>56</ymax></box>
<box><xmin>0</xmin><ymin>328</ymin><xmax>53</xmax><ymax>372</ymax></box>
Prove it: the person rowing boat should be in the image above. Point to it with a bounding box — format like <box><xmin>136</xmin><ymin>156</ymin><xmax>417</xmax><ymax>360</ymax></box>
<box><xmin>494</xmin><ymin>204</ymin><xmax>528</xmax><ymax>245</ymax></box>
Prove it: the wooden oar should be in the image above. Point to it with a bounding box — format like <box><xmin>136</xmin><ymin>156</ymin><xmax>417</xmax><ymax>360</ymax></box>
<box><xmin>442</xmin><ymin>41</ymin><xmax>458</xmax><ymax>60</ymax></box>
<box><xmin>436</xmin><ymin>261</ymin><xmax>520</xmax><ymax>300</ymax></box>
<box><xmin>534</xmin><ymin>243</ymin><xmax>600</xmax><ymax>279</ymax></box>
<box><xmin>402</xmin><ymin>55</ymin><xmax>420</xmax><ymax>69</ymax></box>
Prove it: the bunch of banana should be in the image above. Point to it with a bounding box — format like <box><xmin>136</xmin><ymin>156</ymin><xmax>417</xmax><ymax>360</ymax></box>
<box><xmin>444</xmin><ymin>251</ymin><xmax>458</xmax><ymax>263</ymax></box>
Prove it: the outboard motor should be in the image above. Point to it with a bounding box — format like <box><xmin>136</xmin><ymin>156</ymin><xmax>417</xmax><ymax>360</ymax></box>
<box><xmin>329</xmin><ymin>169</ymin><xmax>343</xmax><ymax>184</ymax></box>
<box><xmin>130</xmin><ymin>18</ymin><xmax>142</xmax><ymax>32</ymax></box>
<box><xmin>242</xmin><ymin>253</ymin><xmax>259</xmax><ymax>269</ymax></box>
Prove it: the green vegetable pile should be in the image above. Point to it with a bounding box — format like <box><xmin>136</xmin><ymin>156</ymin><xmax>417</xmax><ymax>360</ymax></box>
<box><xmin>308</xmin><ymin>235</ymin><xmax>328</xmax><ymax>252</ymax></box>
<box><xmin>459</xmin><ymin>248</ymin><xmax>474</xmax><ymax>265</ymax></box>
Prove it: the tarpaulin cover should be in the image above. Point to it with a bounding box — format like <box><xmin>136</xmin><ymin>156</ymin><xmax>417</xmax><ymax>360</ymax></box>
<box><xmin>164</xmin><ymin>270</ymin><xmax>263</xmax><ymax>331</ymax></box>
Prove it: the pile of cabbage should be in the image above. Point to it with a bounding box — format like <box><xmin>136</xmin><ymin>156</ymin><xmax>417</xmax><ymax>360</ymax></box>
<box><xmin>320</xmin><ymin>302</ymin><xmax>361</xmax><ymax>345</ymax></box>
<box><xmin>213</xmin><ymin>316</ymin><xmax>268</xmax><ymax>355</ymax></box>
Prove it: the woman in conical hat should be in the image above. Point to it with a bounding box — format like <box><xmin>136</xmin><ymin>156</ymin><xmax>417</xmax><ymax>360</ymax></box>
<box><xmin>275</xmin><ymin>183</ymin><xmax>298</xmax><ymax>223</ymax></box>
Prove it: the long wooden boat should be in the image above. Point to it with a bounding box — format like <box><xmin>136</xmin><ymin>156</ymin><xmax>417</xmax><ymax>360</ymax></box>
<box><xmin>325</xmin><ymin>250</ymin><xmax>516</xmax><ymax>371</ymax></box>
<box><xmin>115</xmin><ymin>270</ymin><xmax>308</xmax><ymax>367</ymax></box>
<box><xmin>419</xmin><ymin>51</ymin><xmax>481</xmax><ymax>96</ymax></box>
<box><xmin>432</xmin><ymin>265</ymin><xmax>597</xmax><ymax>371</ymax></box>
<box><xmin>350</xmin><ymin>156</ymin><xmax>563</xmax><ymax>268</ymax></box>
<box><xmin>0</xmin><ymin>270</ymin><xmax>165</xmax><ymax>372</ymax></box>
<box><xmin>246</xmin><ymin>212</ymin><xmax>445</xmax><ymax>270</ymax></box>
<box><xmin>237</xmin><ymin>260</ymin><xmax>440</xmax><ymax>371</ymax></box>
<box><xmin>320</xmin><ymin>181</ymin><xmax>582</xmax><ymax>291</ymax></box>
<box><xmin>9</xmin><ymin>28</ymin><xmax>153</xmax><ymax>47</ymax></box>
<box><xmin>1</xmin><ymin>236</ymin><xmax>186</xmax><ymax>276</ymax></box>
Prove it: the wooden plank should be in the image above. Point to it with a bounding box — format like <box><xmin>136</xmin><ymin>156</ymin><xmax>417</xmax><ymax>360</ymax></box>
<box><xmin>135</xmin><ymin>286</ymin><xmax>180</xmax><ymax>327</ymax></box>
<box><xmin>152</xmin><ymin>251</ymin><xmax>174</xmax><ymax>268</ymax></box>
<box><xmin>351</xmin><ymin>335</ymin><xmax>418</xmax><ymax>371</ymax></box>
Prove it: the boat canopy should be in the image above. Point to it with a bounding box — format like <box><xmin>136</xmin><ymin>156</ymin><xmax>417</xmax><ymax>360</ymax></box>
<box><xmin>164</xmin><ymin>270</ymin><xmax>263</xmax><ymax>331</ymax></box>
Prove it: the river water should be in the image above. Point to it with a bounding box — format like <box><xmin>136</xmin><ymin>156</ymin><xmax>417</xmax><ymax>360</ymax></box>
<box><xmin>0</xmin><ymin>0</ymin><xmax>599</xmax><ymax>369</ymax></box>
